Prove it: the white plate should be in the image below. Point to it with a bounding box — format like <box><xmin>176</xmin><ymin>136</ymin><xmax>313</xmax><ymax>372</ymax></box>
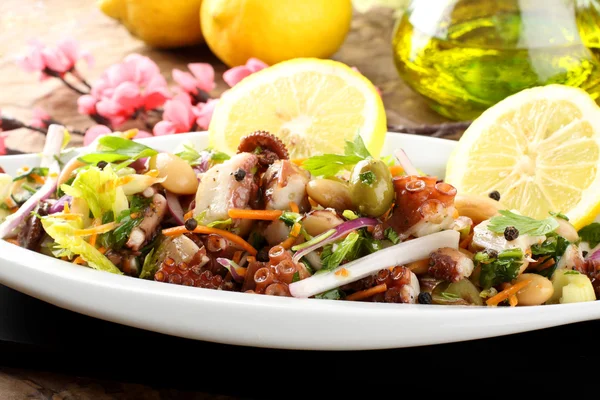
<box><xmin>0</xmin><ymin>131</ymin><xmax>598</xmax><ymax>351</ymax></box>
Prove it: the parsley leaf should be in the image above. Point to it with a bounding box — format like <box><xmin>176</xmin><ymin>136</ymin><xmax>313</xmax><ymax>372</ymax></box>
<box><xmin>175</xmin><ymin>145</ymin><xmax>231</xmax><ymax>167</ymax></box>
<box><xmin>206</xmin><ymin>218</ymin><xmax>232</xmax><ymax>229</ymax></box>
<box><xmin>475</xmin><ymin>248</ymin><xmax>524</xmax><ymax>289</ymax></box>
<box><xmin>292</xmin><ymin>271</ymin><xmax>300</xmax><ymax>283</ymax></box>
<box><xmin>78</xmin><ymin>136</ymin><xmax>158</xmax><ymax>167</ymax></box>
<box><xmin>384</xmin><ymin>227</ymin><xmax>400</xmax><ymax>244</ymax></box>
<box><xmin>488</xmin><ymin>210</ymin><xmax>559</xmax><ymax>236</ymax></box>
<box><xmin>301</xmin><ymin>134</ymin><xmax>373</xmax><ymax>177</ymax></box>
<box><xmin>531</xmin><ymin>234</ymin><xmax>571</xmax><ymax>278</ymax></box>
<box><xmin>320</xmin><ymin>231</ymin><xmax>361</xmax><ymax>272</ymax></box>
<box><xmin>175</xmin><ymin>144</ymin><xmax>202</xmax><ymax>165</ymax></box>
<box><xmin>359</xmin><ymin>171</ymin><xmax>376</xmax><ymax>185</ymax></box>
<box><xmin>279</xmin><ymin>211</ymin><xmax>302</xmax><ymax>227</ymax></box>
<box><xmin>578</xmin><ymin>223</ymin><xmax>600</xmax><ymax>248</ymax></box>
<box><xmin>99</xmin><ymin>195</ymin><xmax>151</xmax><ymax>250</ymax></box>
<box><xmin>315</xmin><ymin>289</ymin><xmax>345</xmax><ymax>300</ymax></box>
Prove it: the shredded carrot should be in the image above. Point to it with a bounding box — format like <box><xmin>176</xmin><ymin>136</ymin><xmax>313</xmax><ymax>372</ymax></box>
<box><xmin>30</xmin><ymin>173</ymin><xmax>46</xmax><ymax>185</ymax></box>
<box><xmin>459</xmin><ymin>233</ymin><xmax>474</xmax><ymax>249</ymax></box>
<box><xmin>246</xmin><ymin>256</ymin><xmax>256</xmax><ymax>263</ymax></box>
<box><xmin>389</xmin><ymin>165</ymin><xmax>404</xmax><ymax>177</ymax></box>
<box><xmin>184</xmin><ymin>210</ymin><xmax>194</xmax><ymax>221</ymax></box>
<box><xmin>51</xmin><ymin>213</ymin><xmax>83</xmax><ymax>220</ymax></box>
<box><xmin>335</xmin><ymin>267</ymin><xmax>350</xmax><ymax>277</ymax></box>
<box><xmin>145</xmin><ymin>169</ymin><xmax>160</xmax><ymax>178</ymax></box>
<box><xmin>116</xmin><ymin>176</ymin><xmax>134</xmax><ymax>186</ymax></box>
<box><xmin>280</xmin><ymin>235</ymin><xmax>297</xmax><ymax>250</ymax></box>
<box><xmin>4</xmin><ymin>238</ymin><xmax>19</xmax><ymax>246</ymax></box>
<box><xmin>290</xmin><ymin>222</ymin><xmax>301</xmax><ymax>238</ymax></box>
<box><xmin>98</xmin><ymin>247</ymin><xmax>107</xmax><ymax>254</ymax></box>
<box><xmin>289</xmin><ymin>202</ymin><xmax>299</xmax><ymax>213</ymax></box>
<box><xmin>346</xmin><ymin>283</ymin><xmax>387</xmax><ymax>301</ymax></box>
<box><xmin>534</xmin><ymin>257</ymin><xmax>555</xmax><ymax>271</ymax></box>
<box><xmin>73</xmin><ymin>256</ymin><xmax>85</xmax><ymax>265</ymax></box>
<box><xmin>162</xmin><ymin>225</ymin><xmax>257</xmax><ymax>256</ymax></box>
<box><xmin>130</xmin><ymin>212</ymin><xmax>140</xmax><ymax>219</ymax></box>
<box><xmin>228</xmin><ymin>209</ymin><xmax>283</xmax><ymax>221</ymax></box>
<box><xmin>4</xmin><ymin>196</ymin><xmax>17</xmax><ymax>209</ymax></box>
<box><xmin>63</xmin><ymin>202</ymin><xmax>71</xmax><ymax>214</ymax></box>
<box><xmin>508</xmin><ymin>294</ymin><xmax>518</xmax><ymax>307</ymax></box>
<box><xmin>291</xmin><ymin>158</ymin><xmax>306</xmax><ymax>166</ymax></box>
<box><xmin>233</xmin><ymin>251</ymin><xmax>243</xmax><ymax>264</ymax></box>
<box><xmin>486</xmin><ymin>279</ymin><xmax>532</xmax><ymax>306</ymax></box>
<box><xmin>73</xmin><ymin>222</ymin><xmax>119</xmax><ymax>237</ymax></box>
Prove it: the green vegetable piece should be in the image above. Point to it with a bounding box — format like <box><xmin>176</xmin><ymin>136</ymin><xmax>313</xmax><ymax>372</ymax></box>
<box><xmin>432</xmin><ymin>280</ymin><xmax>483</xmax><ymax>306</ymax></box>
<box><xmin>549</xmin><ymin>269</ymin><xmax>596</xmax><ymax>304</ymax></box>
<box><xmin>314</xmin><ymin>289</ymin><xmax>345</xmax><ymax>300</ymax></box>
<box><xmin>549</xmin><ymin>211</ymin><xmax>569</xmax><ymax>221</ymax></box>
<box><xmin>530</xmin><ymin>234</ymin><xmax>570</xmax><ymax>278</ymax></box>
<box><xmin>13</xmin><ymin>167</ymin><xmax>49</xmax><ymax>182</ymax></box>
<box><xmin>349</xmin><ymin>159</ymin><xmax>394</xmax><ymax>218</ymax></box>
<box><xmin>279</xmin><ymin>211</ymin><xmax>302</xmax><ymax>227</ymax></box>
<box><xmin>78</xmin><ymin>135</ymin><xmax>158</xmax><ymax>166</ymax></box>
<box><xmin>384</xmin><ymin>227</ymin><xmax>400</xmax><ymax>244</ymax></box>
<box><xmin>578</xmin><ymin>222</ymin><xmax>600</xmax><ymax>248</ymax></box>
<box><xmin>476</xmin><ymin>248</ymin><xmax>524</xmax><ymax>289</ymax></box>
<box><xmin>488</xmin><ymin>210</ymin><xmax>559</xmax><ymax>236</ymax></box>
<box><xmin>320</xmin><ymin>231</ymin><xmax>361</xmax><ymax>272</ymax></box>
<box><xmin>41</xmin><ymin>219</ymin><xmax>122</xmax><ymax>274</ymax></box>
<box><xmin>301</xmin><ymin>133</ymin><xmax>372</xmax><ymax>177</ymax></box>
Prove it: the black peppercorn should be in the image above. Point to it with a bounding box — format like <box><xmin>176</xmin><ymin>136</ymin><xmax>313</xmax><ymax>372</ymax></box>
<box><xmin>418</xmin><ymin>292</ymin><xmax>432</xmax><ymax>304</ymax></box>
<box><xmin>233</xmin><ymin>168</ymin><xmax>246</xmax><ymax>181</ymax></box>
<box><xmin>504</xmin><ymin>226</ymin><xmax>519</xmax><ymax>241</ymax></box>
<box><xmin>185</xmin><ymin>218</ymin><xmax>198</xmax><ymax>231</ymax></box>
<box><xmin>583</xmin><ymin>251</ymin><xmax>589</xmax><ymax>257</ymax></box>
<box><xmin>97</xmin><ymin>161</ymin><xmax>108</xmax><ymax>170</ymax></box>
<box><xmin>489</xmin><ymin>190</ymin><xmax>501</xmax><ymax>201</ymax></box>
<box><xmin>483</xmin><ymin>248</ymin><xmax>499</xmax><ymax>259</ymax></box>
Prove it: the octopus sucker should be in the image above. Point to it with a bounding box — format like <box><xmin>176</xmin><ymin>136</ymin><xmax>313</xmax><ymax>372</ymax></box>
<box><xmin>237</xmin><ymin>131</ymin><xmax>290</xmax><ymax>169</ymax></box>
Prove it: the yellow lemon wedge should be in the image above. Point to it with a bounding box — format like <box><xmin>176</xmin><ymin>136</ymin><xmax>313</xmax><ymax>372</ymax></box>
<box><xmin>445</xmin><ymin>84</ymin><xmax>600</xmax><ymax>230</ymax></box>
<box><xmin>208</xmin><ymin>58</ymin><xmax>387</xmax><ymax>159</ymax></box>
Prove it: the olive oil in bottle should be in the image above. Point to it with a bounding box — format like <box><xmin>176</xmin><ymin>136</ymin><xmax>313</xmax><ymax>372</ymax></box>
<box><xmin>392</xmin><ymin>0</ymin><xmax>600</xmax><ymax>121</ymax></box>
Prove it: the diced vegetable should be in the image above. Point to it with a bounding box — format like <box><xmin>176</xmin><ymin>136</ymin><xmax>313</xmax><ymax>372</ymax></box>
<box><xmin>432</xmin><ymin>279</ymin><xmax>483</xmax><ymax>306</ymax></box>
<box><xmin>548</xmin><ymin>270</ymin><xmax>596</xmax><ymax>304</ymax></box>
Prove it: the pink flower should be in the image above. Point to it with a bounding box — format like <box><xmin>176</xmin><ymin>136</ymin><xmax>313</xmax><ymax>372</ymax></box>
<box><xmin>16</xmin><ymin>38</ymin><xmax>94</xmax><ymax>78</ymax></box>
<box><xmin>0</xmin><ymin>136</ymin><xmax>5</xmax><ymax>156</ymax></box>
<box><xmin>30</xmin><ymin>107</ymin><xmax>51</xmax><ymax>129</ymax></box>
<box><xmin>193</xmin><ymin>99</ymin><xmax>218</xmax><ymax>130</ymax></box>
<box><xmin>153</xmin><ymin>94</ymin><xmax>196</xmax><ymax>136</ymax></box>
<box><xmin>172</xmin><ymin>63</ymin><xmax>216</xmax><ymax>95</ymax></box>
<box><xmin>84</xmin><ymin>125</ymin><xmax>153</xmax><ymax>146</ymax></box>
<box><xmin>223</xmin><ymin>58</ymin><xmax>269</xmax><ymax>88</ymax></box>
<box><xmin>81</xmin><ymin>54</ymin><xmax>171</xmax><ymax>127</ymax></box>
<box><xmin>83</xmin><ymin>125</ymin><xmax>112</xmax><ymax>146</ymax></box>
<box><xmin>77</xmin><ymin>95</ymin><xmax>97</xmax><ymax>115</ymax></box>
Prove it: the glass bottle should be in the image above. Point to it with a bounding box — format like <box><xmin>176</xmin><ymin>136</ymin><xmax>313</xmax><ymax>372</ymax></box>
<box><xmin>392</xmin><ymin>0</ymin><xmax>600</xmax><ymax>121</ymax></box>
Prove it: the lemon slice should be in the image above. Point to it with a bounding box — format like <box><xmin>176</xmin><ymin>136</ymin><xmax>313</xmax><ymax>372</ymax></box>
<box><xmin>208</xmin><ymin>58</ymin><xmax>387</xmax><ymax>159</ymax></box>
<box><xmin>445</xmin><ymin>84</ymin><xmax>600</xmax><ymax>230</ymax></box>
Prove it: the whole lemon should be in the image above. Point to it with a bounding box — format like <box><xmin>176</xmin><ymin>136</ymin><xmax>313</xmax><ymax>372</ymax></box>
<box><xmin>200</xmin><ymin>0</ymin><xmax>353</xmax><ymax>67</ymax></box>
<box><xmin>98</xmin><ymin>0</ymin><xmax>204</xmax><ymax>49</ymax></box>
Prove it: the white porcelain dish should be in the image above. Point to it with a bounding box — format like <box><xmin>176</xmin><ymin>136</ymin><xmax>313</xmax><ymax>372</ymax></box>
<box><xmin>0</xmin><ymin>131</ymin><xmax>598</xmax><ymax>351</ymax></box>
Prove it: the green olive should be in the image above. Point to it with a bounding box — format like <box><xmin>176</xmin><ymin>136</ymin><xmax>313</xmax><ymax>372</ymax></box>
<box><xmin>349</xmin><ymin>159</ymin><xmax>394</xmax><ymax>218</ymax></box>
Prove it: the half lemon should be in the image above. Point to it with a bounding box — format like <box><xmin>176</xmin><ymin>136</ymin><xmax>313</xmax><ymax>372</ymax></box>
<box><xmin>445</xmin><ymin>84</ymin><xmax>600</xmax><ymax>230</ymax></box>
<box><xmin>208</xmin><ymin>58</ymin><xmax>387</xmax><ymax>159</ymax></box>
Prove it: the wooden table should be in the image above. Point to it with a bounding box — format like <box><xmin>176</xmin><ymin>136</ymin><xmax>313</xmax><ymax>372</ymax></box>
<box><xmin>0</xmin><ymin>2</ymin><xmax>456</xmax><ymax>398</ymax></box>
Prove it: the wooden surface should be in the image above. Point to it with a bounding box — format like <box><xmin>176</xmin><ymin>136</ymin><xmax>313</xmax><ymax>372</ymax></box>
<box><xmin>0</xmin><ymin>0</ymin><xmax>449</xmax><ymax>153</ymax></box>
<box><xmin>0</xmin><ymin>1</ymin><xmax>451</xmax><ymax>398</ymax></box>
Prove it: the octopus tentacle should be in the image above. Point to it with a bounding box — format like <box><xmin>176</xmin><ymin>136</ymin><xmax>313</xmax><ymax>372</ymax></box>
<box><xmin>238</xmin><ymin>131</ymin><xmax>290</xmax><ymax>169</ymax></box>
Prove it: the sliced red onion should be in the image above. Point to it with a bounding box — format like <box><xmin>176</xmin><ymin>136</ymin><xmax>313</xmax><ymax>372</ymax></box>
<box><xmin>289</xmin><ymin>230</ymin><xmax>460</xmax><ymax>298</ymax></box>
<box><xmin>587</xmin><ymin>248</ymin><xmax>600</xmax><ymax>261</ymax></box>
<box><xmin>49</xmin><ymin>195</ymin><xmax>72</xmax><ymax>214</ymax></box>
<box><xmin>217</xmin><ymin>257</ymin><xmax>246</xmax><ymax>283</ymax></box>
<box><xmin>165</xmin><ymin>191</ymin><xmax>185</xmax><ymax>225</ymax></box>
<box><xmin>128</xmin><ymin>157</ymin><xmax>148</xmax><ymax>173</ymax></box>
<box><xmin>292</xmin><ymin>217</ymin><xmax>378</xmax><ymax>264</ymax></box>
<box><xmin>0</xmin><ymin>124</ymin><xmax>64</xmax><ymax>239</ymax></box>
<box><xmin>394</xmin><ymin>149</ymin><xmax>419</xmax><ymax>176</ymax></box>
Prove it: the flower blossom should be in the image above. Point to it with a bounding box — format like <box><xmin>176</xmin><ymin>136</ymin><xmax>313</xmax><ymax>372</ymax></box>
<box><xmin>83</xmin><ymin>124</ymin><xmax>152</xmax><ymax>146</ymax></box>
<box><xmin>30</xmin><ymin>108</ymin><xmax>52</xmax><ymax>129</ymax></box>
<box><xmin>16</xmin><ymin>38</ymin><xmax>94</xmax><ymax>79</ymax></box>
<box><xmin>172</xmin><ymin>63</ymin><xmax>216</xmax><ymax>99</ymax></box>
<box><xmin>223</xmin><ymin>58</ymin><xmax>269</xmax><ymax>87</ymax></box>
<box><xmin>78</xmin><ymin>54</ymin><xmax>171</xmax><ymax>127</ymax></box>
<box><xmin>153</xmin><ymin>95</ymin><xmax>218</xmax><ymax>136</ymax></box>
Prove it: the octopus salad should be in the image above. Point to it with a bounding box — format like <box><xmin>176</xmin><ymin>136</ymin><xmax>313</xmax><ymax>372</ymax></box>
<box><xmin>2</xmin><ymin>124</ymin><xmax>600</xmax><ymax>307</ymax></box>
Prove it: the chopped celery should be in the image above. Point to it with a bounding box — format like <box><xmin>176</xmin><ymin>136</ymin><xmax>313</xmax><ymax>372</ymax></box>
<box><xmin>548</xmin><ymin>269</ymin><xmax>596</xmax><ymax>304</ymax></box>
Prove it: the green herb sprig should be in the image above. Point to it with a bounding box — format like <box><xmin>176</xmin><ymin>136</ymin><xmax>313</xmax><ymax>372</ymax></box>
<box><xmin>301</xmin><ymin>134</ymin><xmax>373</xmax><ymax>177</ymax></box>
<box><xmin>488</xmin><ymin>210</ymin><xmax>558</xmax><ymax>236</ymax></box>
